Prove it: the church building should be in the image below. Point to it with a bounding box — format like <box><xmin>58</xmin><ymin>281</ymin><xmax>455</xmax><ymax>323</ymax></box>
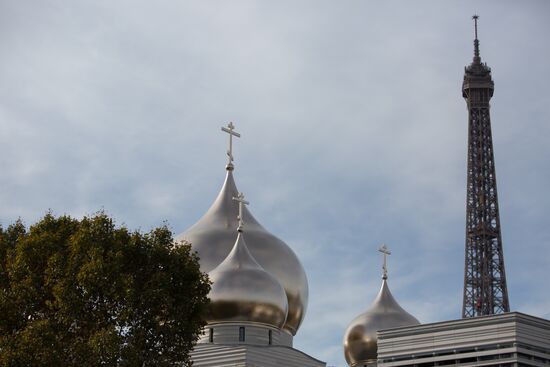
<box><xmin>177</xmin><ymin>123</ymin><xmax>325</xmax><ymax>366</ymax></box>
<box><xmin>179</xmin><ymin>16</ymin><xmax>550</xmax><ymax>367</ymax></box>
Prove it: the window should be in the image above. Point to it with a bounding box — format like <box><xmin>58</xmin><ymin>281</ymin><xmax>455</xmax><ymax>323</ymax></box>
<box><xmin>239</xmin><ymin>327</ymin><xmax>245</xmax><ymax>342</ymax></box>
<box><xmin>209</xmin><ymin>328</ymin><xmax>213</xmax><ymax>343</ymax></box>
<box><xmin>437</xmin><ymin>359</ymin><xmax>456</xmax><ymax>365</ymax></box>
<box><xmin>479</xmin><ymin>354</ymin><xmax>499</xmax><ymax>361</ymax></box>
<box><xmin>268</xmin><ymin>330</ymin><xmax>272</xmax><ymax>345</ymax></box>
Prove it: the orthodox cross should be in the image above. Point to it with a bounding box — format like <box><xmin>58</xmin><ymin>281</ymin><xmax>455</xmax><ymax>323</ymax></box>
<box><xmin>378</xmin><ymin>244</ymin><xmax>391</xmax><ymax>279</ymax></box>
<box><xmin>232</xmin><ymin>192</ymin><xmax>249</xmax><ymax>232</ymax></box>
<box><xmin>221</xmin><ymin>122</ymin><xmax>241</xmax><ymax>165</ymax></box>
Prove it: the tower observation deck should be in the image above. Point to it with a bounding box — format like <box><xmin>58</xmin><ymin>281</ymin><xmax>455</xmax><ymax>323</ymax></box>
<box><xmin>461</xmin><ymin>15</ymin><xmax>510</xmax><ymax>318</ymax></box>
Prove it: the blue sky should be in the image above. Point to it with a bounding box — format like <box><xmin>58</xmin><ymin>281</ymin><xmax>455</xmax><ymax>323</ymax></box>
<box><xmin>1</xmin><ymin>1</ymin><xmax>549</xmax><ymax>365</ymax></box>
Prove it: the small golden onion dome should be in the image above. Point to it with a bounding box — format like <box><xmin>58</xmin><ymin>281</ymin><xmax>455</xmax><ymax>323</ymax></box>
<box><xmin>343</xmin><ymin>278</ymin><xmax>420</xmax><ymax>366</ymax></box>
<box><xmin>207</xmin><ymin>231</ymin><xmax>288</xmax><ymax>328</ymax></box>
<box><xmin>176</xmin><ymin>168</ymin><xmax>308</xmax><ymax>335</ymax></box>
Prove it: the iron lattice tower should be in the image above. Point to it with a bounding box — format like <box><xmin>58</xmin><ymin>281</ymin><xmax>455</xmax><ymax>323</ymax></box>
<box><xmin>462</xmin><ymin>16</ymin><xmax>510</xmax><ymax>318</ymax></box>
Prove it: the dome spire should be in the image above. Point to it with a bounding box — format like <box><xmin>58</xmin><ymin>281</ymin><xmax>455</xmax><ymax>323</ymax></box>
<box><xmin>205</xmin><ymin>190</ymin><xmax>289</xmax><ymax>329</ymax></box>
<box><xmin>233</xmin><ymin>192</ymin><xmax>249</xmax><ymax>232</ymax></box>
<box><xmin>472</xmin><ymin>15</ymin><xmax>481</xmax><ymax>64</ymax></box>
<box><xmin>221</xmin><ymin>122</ymin><xmax>241</xmax><ymax>171</ymax></box>
<box><xmin>177</xmin><ymin>124</ymin><xmax>309</xmax><ymax>335</ymax></box>
<box><xmin>378</xmin><ymin>244</ymin><xmax>391</xmax><ymax>280</ymax></box>
<box><xmin>343</xmin><ymin>246</ymin><xmax>420</xmax><ymax>366</ymax></box>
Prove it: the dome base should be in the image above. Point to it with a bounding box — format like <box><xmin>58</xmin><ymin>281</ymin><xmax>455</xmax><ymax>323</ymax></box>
<box><xmin>197</xmin><ymin>321</ymin><xmax>293</xmax><ymax>347</ymax></box>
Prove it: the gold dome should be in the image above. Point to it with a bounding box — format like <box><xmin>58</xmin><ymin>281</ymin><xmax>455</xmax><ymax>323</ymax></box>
<box><xmin>343</xmin><ymin>278</ymin><xmax>420</xmax><ymax>366</ymax></box>
<box><xmin>207</xmin><ymin>231</ymin><xmax>288</xmax><ymax>328</ymax></box>
<box><xmin>176</xmin><ymin>167</ymin><xmax>308</xmax><ymax>335</ymax></box>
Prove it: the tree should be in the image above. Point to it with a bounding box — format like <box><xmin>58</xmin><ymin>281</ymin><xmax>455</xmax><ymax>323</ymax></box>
<box><xmin>0</xmin><ymin>212</ymin><xmax>210</xmax><ymax>366</ymax></box>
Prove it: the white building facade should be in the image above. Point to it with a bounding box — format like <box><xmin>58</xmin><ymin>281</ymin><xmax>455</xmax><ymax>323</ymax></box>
<box><xmin>191</xmin><ymin>322</ymin><xmax>324</xmax><ymax>366</ymax></box>
<box><xmin>377</xmin><ymin>312</ymin><xmax>550</xmax><ymax>367</ymax></box>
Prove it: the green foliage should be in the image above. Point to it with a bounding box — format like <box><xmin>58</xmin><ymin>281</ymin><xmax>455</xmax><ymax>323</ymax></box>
<box><xmin>0</xmin><ymin>213</ymin><xmax>210</xmax><ymax>366</ymax></box>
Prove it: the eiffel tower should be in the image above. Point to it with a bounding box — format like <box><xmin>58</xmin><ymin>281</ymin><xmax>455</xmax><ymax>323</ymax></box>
<box><xmin>462</xmin><ymin>16</ymin><xmax>510</xmax><ymax>318</ymax></box>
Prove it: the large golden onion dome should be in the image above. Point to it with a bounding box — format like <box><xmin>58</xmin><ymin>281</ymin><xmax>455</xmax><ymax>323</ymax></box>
<box><xmin>343</xmin><ymin>270</ymin><xmax>419</xmax><ymax>366</ymax></box>
<box><xmin>207</xmin><ymin>229</ymin><xmax>288</xmax><ymax>328</ymax></box>
<box><xmin>176</xmin><ymin>166</ymin><xmax>308</xmax><ymax>335</ymax></box>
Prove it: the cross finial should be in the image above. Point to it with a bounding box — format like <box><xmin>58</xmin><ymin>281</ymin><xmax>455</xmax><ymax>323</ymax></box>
<box><xmin>232</xmin><ymin>192</ymin><xmax>249</xmax><ymax>232</ymax></box>
<box><xmin>378</xmin><ymin>244</ymin><xmax>391</xmax><ymax>279</ymax></box>
<box><xmin>221</xmin><ymin>122</ymin><xmax>241</xmax><ymax>170</ymax></box>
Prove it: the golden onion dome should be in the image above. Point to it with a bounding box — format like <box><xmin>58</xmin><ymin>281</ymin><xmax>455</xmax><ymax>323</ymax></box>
<box><xmin>343</xmin><ymin>277</ymin><xmax>420</xmax><ymax>366</ymax></box>
<box><xmin>207</xmin><ymin>230</ymin><xmax>288</xmax><ymax>328</ymax></box>
<box><xmin>176</xmin><ymin>167</ymin><xmax>308</xmax><ymax>335</ymax></box>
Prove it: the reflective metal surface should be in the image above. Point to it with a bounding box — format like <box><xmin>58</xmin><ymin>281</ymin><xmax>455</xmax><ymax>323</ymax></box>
<box><xmin>176</xmin><ymin>168</ymin><xmax>308</xmax><ymax>335</ymax></box>
<box><xmin>343</xmin><ymin>279</ymin><xmax>420</xmax><ymax>366</ymax></box>
<box><xmin>207</xmin><ymin>232</ymin><xmax>288</xmax><ymax>329</ymax></box>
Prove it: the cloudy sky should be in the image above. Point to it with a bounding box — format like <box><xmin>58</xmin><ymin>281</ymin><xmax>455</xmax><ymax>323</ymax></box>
<box><xmin>1</xmin><ymin>1</ymin><xmax>549</xmax><ymax>365</ymax></box>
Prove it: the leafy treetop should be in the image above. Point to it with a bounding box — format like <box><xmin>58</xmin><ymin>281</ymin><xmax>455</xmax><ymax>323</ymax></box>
<box><xmin>0</xmin><ymin>212</ymin><xmax>210</xmax><ymax>367</ymax></box>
